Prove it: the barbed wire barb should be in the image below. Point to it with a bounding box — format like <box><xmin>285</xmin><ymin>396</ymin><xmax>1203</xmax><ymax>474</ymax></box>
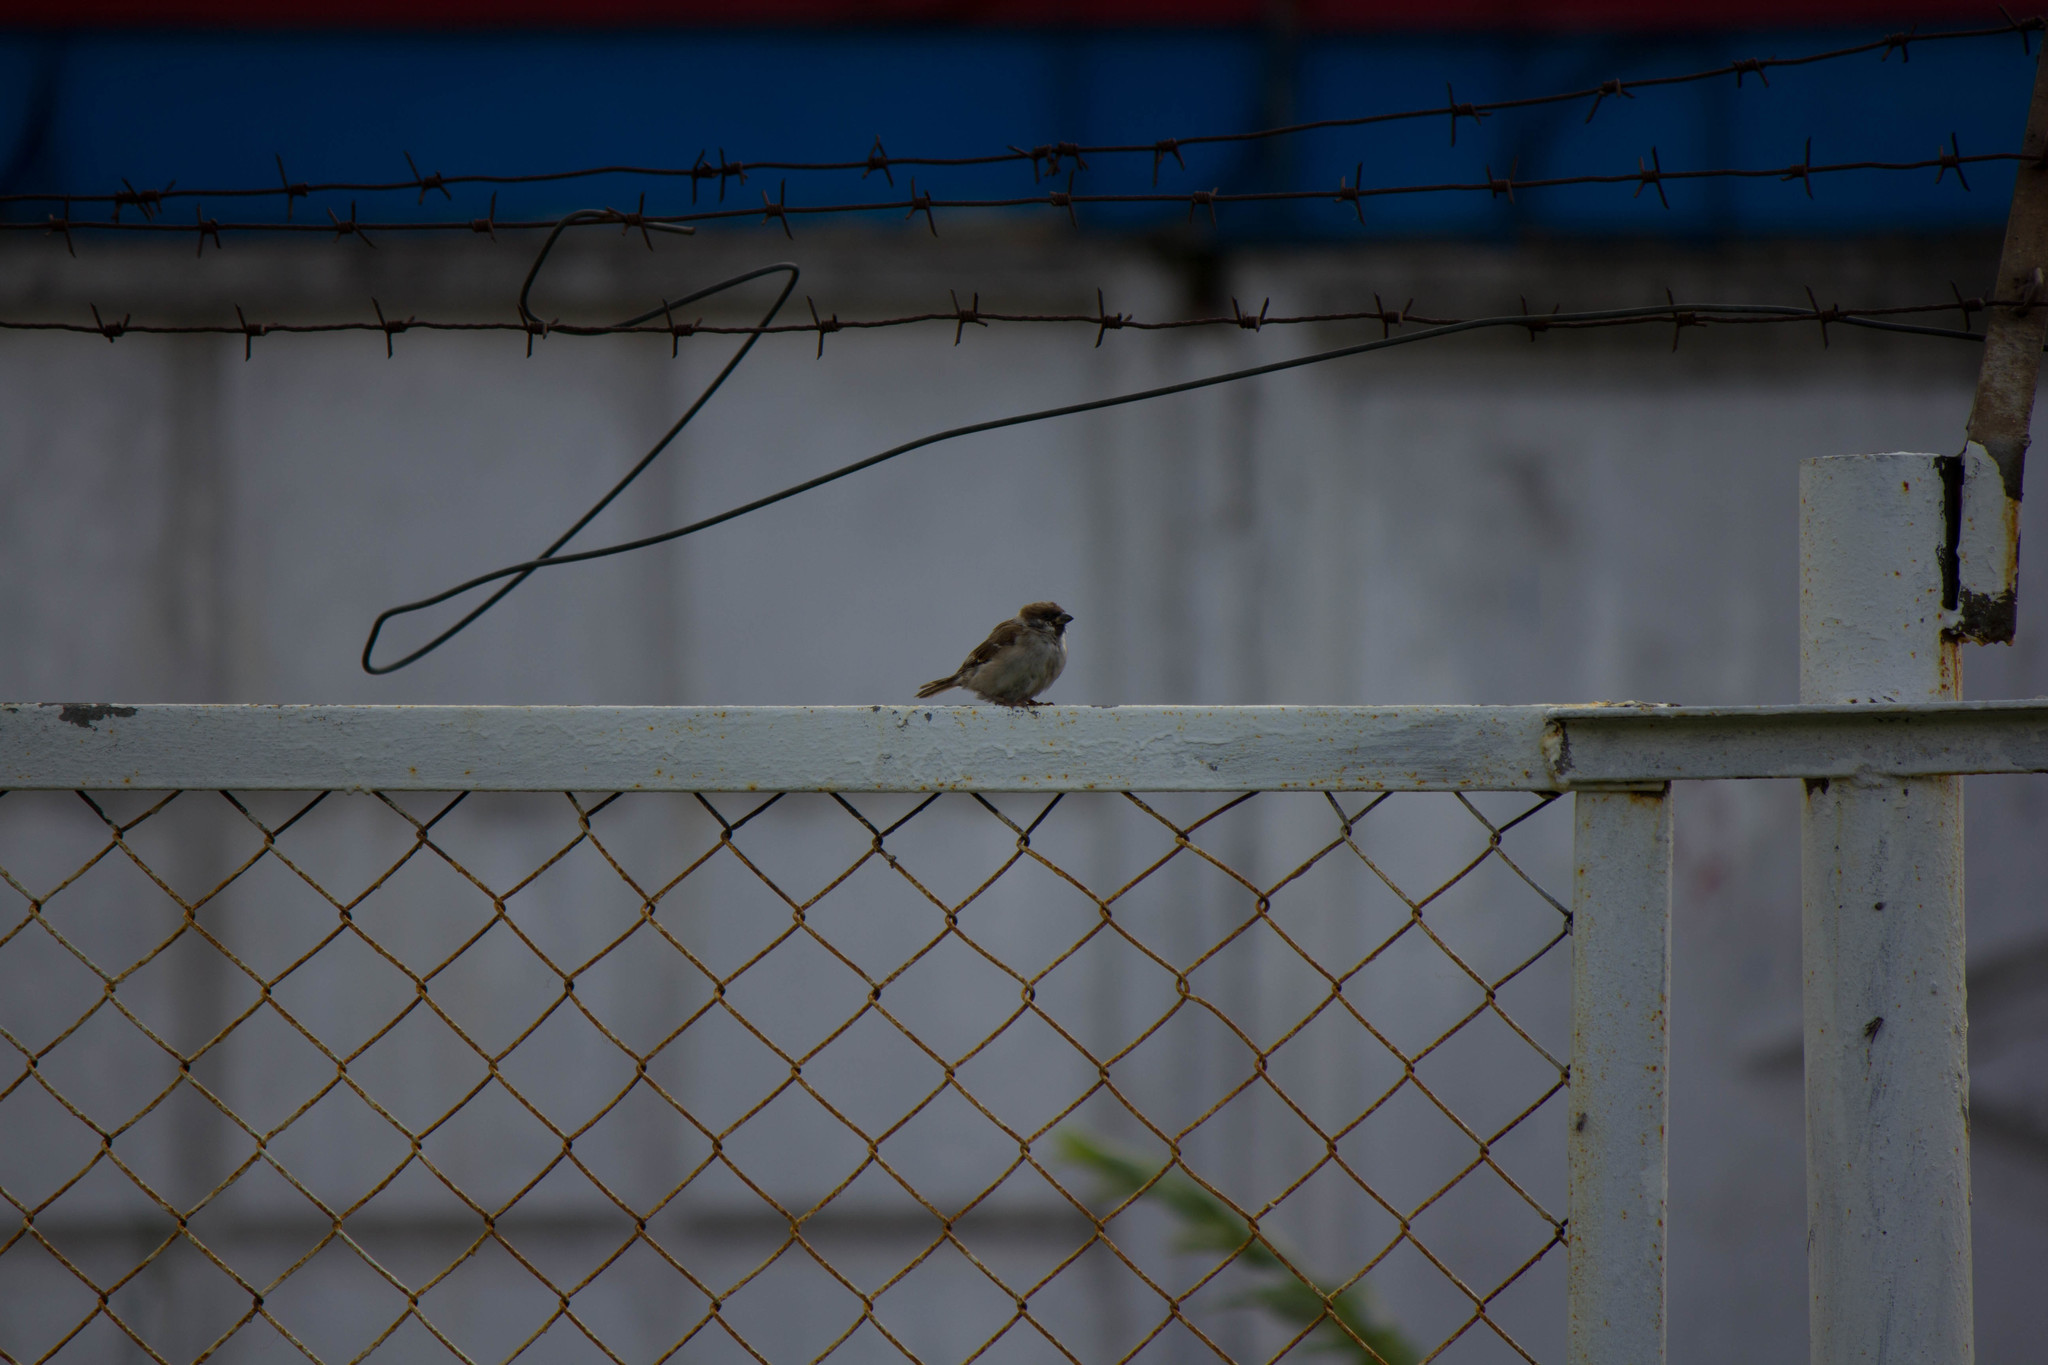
<box><xmin>1635</xmin><ymin>147</ymin><xmax>1669</xmax><ymax>208</ymax></box>
<box><xmin>88</xmin><ymin>303</ymin><xmax>127</xmax><ymax>343</ymax></box>
<box><xmin>1093</xmin><ymin>288</ymin><xmax>1124</xmax><ymax>348</ymax></box>
<box><xmin>1336</xmin><ymin>163</ymin><xmax>1366</xmax><ymax>225</ymax></box>
<box><xmin>235</xmin><ymin>304</ymin><xmax>263</xmax><ymax>360</ymax></box>
<box><xmin>1585</xmin><ymin>77</ymin><xmax>1634</xmax><ymax>123</ymax></box>
<box><xmin>371</xmin><ymin>298</ymin><xmax>411</xmax><ymax>357</ymax></box>
<box><xmin>1517</xmin><ymin>297</ymin><xmax>1560</xmax><ymax>342</ymax></box>
<box><xmin>862</xmin><ymin>135</ymin><xmax>894</xmax><ymax>186</ymax></box>
<box><xmin>1937</xmin><ymin>133</ymin><xmax>1974</xmax><ymax>189</ymax></box>
<box><xmin>275</xmin><ymin>153</ymin><xmax>308</xmax><ymax>219</ymax></box>
<box><xmin>906</xmin><ymin>177</ymin><xmax>937</xmax><ymax>235</ymax></box>
<box><xmin>326</xmin><ymin>200</ymin><xmax>373</xmax><ymax>247</ymax></box>
<box><xmin>404</xmin><ymin>151</ymin><xmax>452</xmax><ymax>205</ymax></box>
<box><xmin>1050</xmin><ymin>168</ymin><xmax>1079</xmax><ymax>226</ymax></box>
<box><xmin>1373</xmin><ymin>294</ymin><xmax>1409</xmax><ymax>339</ymax></box>
<box><xmin>1446</xmin><ymin>81</ymin><xmax>1485</xmax><ymax>146</ymax></box>
<box><xmin>950</xmin><ymin>290</ymin><xmax>985</xmax><ymax>345</ymax></box>
<box><xmin>807</xmin><ymin>296</ymin><xmax>840</xmax><ymax>357</ymax></box>
<box><xmin>1954</xmin><ymin>281</ymin><xmax>1983</xmax><ymax>329</ymax></box>
<box><xmin>111</xmin><ymin>176</ymin><xmax>168</xmax><ymax>222</ymax></box>
<box><xmin>46</xmin><ymin>200</ymin><xmax>73</xmax><ymax>257</ymax></box>
<box><xmin>1665</xmin><ymin>290</ymin><xmax>1699</xmax><ymax>351</ymax></box>
<box><xmin>2000</xmin><ymin>5</ymin><xmax>2039</xmax><ymax>52</ymax></box>
<box><xmin>1152</xmin><ymin>138</ymin><xmax>1185</xmax><ymax>185</ymax></box>
<box><xmin>193</xmin><ymin>205</ymin><xmax>222</xmax><ymax>256</ymax></box>
<box><xmin>1785</xmin><ymin>138</ymin><xmax>1818</xmax><ymax>198</ymax></box>
<box><xmin>761</xmin><ymin>180</ymin><xmax>793</xmax><ymax>238</ymax></box>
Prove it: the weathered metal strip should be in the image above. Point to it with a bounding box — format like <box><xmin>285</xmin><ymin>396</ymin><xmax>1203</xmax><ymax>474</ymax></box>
<box><xmin>0</xmin><ymin>703</ymin><xmax>1559</xmax><ymax>792</ymax></box>
<box><xmin>1547</xmin><ymin>699</ymin><xmax>2048</xmax><ymax>783</ymax></box>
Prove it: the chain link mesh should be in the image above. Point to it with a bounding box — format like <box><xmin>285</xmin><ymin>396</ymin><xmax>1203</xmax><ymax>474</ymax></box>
<box><xmin>0</xmin><ymin>785</ymin><xmax>1572</xmax><ymax>1365</ymax></box>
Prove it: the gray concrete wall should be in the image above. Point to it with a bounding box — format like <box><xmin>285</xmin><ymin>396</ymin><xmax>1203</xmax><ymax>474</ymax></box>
<box><xmin>2</xmin><ymin>229</ymin><xmax>2045</xmax><ymax>1364</ymax></box>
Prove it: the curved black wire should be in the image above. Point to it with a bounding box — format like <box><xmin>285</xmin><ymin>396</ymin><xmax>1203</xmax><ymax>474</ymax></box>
<box><xmin>360</xmin><ymin>292</ymin><xmax>2007</xmax><ymax>674</ymax></box>
<box><xmin>361</xmin><ymin>213</ymin><xmax>797</xmax><ymax>673</ymax></box>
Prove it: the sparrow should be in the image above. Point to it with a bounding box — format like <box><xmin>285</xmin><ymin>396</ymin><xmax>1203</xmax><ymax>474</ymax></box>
<box><xmin>916</xmin><ymin>601</ymin><xmax>1074</xmax><ymax>705</ymax></box>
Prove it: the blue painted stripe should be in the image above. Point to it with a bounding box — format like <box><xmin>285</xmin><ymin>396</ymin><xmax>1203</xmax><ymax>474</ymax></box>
<box><xmin>0</xmin><ymin>28</ymin><xmax>2025</xmax><ymax>238</ymax></box>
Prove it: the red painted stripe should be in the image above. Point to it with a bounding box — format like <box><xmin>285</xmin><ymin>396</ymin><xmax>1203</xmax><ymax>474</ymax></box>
<box><xmin>0</xmin><ymin>0</ymin><xmax>2017</xmax><ymax>29</ymax></box>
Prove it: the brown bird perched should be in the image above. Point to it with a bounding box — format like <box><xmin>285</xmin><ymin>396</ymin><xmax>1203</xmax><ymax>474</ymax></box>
<box><xmin>916</xmin><ymin>601</ymin><xmax>1073</xmax><ymax>705</ymax></box>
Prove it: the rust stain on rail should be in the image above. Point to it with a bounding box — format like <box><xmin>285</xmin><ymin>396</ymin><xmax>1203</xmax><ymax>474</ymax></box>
<box><xmin>49</xmin><ymin>703</ymin><xmax>136</xmax><ymax>730</ymax></box>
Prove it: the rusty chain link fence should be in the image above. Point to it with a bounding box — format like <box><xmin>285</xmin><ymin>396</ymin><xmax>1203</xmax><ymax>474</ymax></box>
<box><xmin>0</xmin><ymin>781</ymin><xmax>1574</xmax><ymax>1365</ymax></box>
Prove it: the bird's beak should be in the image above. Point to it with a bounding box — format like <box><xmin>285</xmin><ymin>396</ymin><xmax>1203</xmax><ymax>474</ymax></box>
<box><xmin>1059</xmin><ymin>614</ymin><xmax>1074</xmax><ymax>626</ymax></box>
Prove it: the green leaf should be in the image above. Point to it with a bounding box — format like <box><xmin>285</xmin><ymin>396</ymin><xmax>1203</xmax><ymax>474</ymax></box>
<box><xmin>1055</xmin><ymin>1131</ymin><xmax>1418</xmax><ymax>1365</ymax></box>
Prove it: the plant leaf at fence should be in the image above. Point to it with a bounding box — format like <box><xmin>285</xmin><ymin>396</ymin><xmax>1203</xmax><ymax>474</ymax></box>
<box><xmin>1057</xmin><ymin>1130</ymin><xmax>1419</xmax><ymax>1365</ymax></box>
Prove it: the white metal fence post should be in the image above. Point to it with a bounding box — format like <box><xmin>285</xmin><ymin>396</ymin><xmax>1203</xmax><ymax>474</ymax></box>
<box><xmin>1798</xmin><ymin>454</ymin><xmax>1973</xmax><ymax>1365</ymax></box>
<box><xmin>1567</xmin><ymin>786</ymin><xmax>1672</xmax><ymax>1365</ymax></box>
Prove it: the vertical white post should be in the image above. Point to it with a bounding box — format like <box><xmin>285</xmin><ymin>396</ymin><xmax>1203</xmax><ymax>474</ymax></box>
<box><xmin>1799</xmin><ymin>455</ymin><xmax>1972</xmax><ymax>1365</ymax></box>
<box><xmin>1568</xmin><ymin>787</ymin><xmax>1672</xmax><ymax>1365</ymax></box>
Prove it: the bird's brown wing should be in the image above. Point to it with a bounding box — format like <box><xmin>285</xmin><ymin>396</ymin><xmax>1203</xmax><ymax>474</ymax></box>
<box><xmin>954</xmin><ymin>617</ymin><xmax>1026</xmax><ymax>674</ymax></box>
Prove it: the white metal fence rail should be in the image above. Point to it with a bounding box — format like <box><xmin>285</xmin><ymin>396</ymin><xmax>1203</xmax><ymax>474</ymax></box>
<box><xmin>5</xmin><ymin>694</ymin><xmax>2046</xmax><ymax>1365</ymax></box>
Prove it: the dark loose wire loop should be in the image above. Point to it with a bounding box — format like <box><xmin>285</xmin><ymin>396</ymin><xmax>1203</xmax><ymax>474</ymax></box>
<box><xmin>362</xmin><ymin>293</ymin><xmax>1997</xmax><ymax>675</ymax></box>
<box><xmin>360</xmin><ymin>211</ymin><xmax>795</xmax><ymax>674</ymax></box>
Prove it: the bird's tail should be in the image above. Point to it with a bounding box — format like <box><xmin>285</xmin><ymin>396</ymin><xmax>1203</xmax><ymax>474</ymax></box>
<box><xmin>915</xmin><ymin>676</ymin><xmax>957</xmax><ymax>699</ymax></box>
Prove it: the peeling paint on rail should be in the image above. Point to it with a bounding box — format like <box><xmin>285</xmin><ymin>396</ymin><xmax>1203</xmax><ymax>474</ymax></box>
<box><xmin>0</xmin><ymin>703</ymin><xmax>1557</xmax><ymax>793</ymax></box>
<box><xmin>3</xmin><ymin>700</ymin><xmax>2046</xmax><ymax>792</ymax></box>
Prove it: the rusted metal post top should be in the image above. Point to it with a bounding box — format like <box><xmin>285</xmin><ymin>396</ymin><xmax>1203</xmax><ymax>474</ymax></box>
<box><xmin>1957</xmin><ymin>45</ymin><xmax>2048</xmax><ymax>642</ymax></box>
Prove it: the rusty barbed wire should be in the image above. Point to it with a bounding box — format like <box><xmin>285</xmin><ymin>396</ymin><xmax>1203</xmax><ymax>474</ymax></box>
<box><xmin>0</xmin><ymin>15</ymin><xmax>2038</xmax><ymax>217</ymax></box>
<box><xmin>8</xmin><ymin>146</ymin><xmax>2023</xmax><ymax>245</ymax></box>
<box><xmin>1</xmin><ymin>294</ymin><xmax>2021</xmax><ymax>352</ymax></box>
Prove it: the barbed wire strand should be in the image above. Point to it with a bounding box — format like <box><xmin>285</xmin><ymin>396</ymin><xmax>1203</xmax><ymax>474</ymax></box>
<box><xmin>3</xmin><ymin>15</ymin><xmax>2039</xmax><ymax>215</ymax></box>
<box><xmin>13</xmin><ymin>146</ymin><xmax>2017</xmax><ymax>244</ymax></box>
<box><xmin>5</xmin><ymin>294</ymin><xmax>2016</xmax><ymax>349</ymax></box>
<box><xmin>357</xmin><ymin>214</ymin><xmax>2023</xmax><ymax>674</ymax></box>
